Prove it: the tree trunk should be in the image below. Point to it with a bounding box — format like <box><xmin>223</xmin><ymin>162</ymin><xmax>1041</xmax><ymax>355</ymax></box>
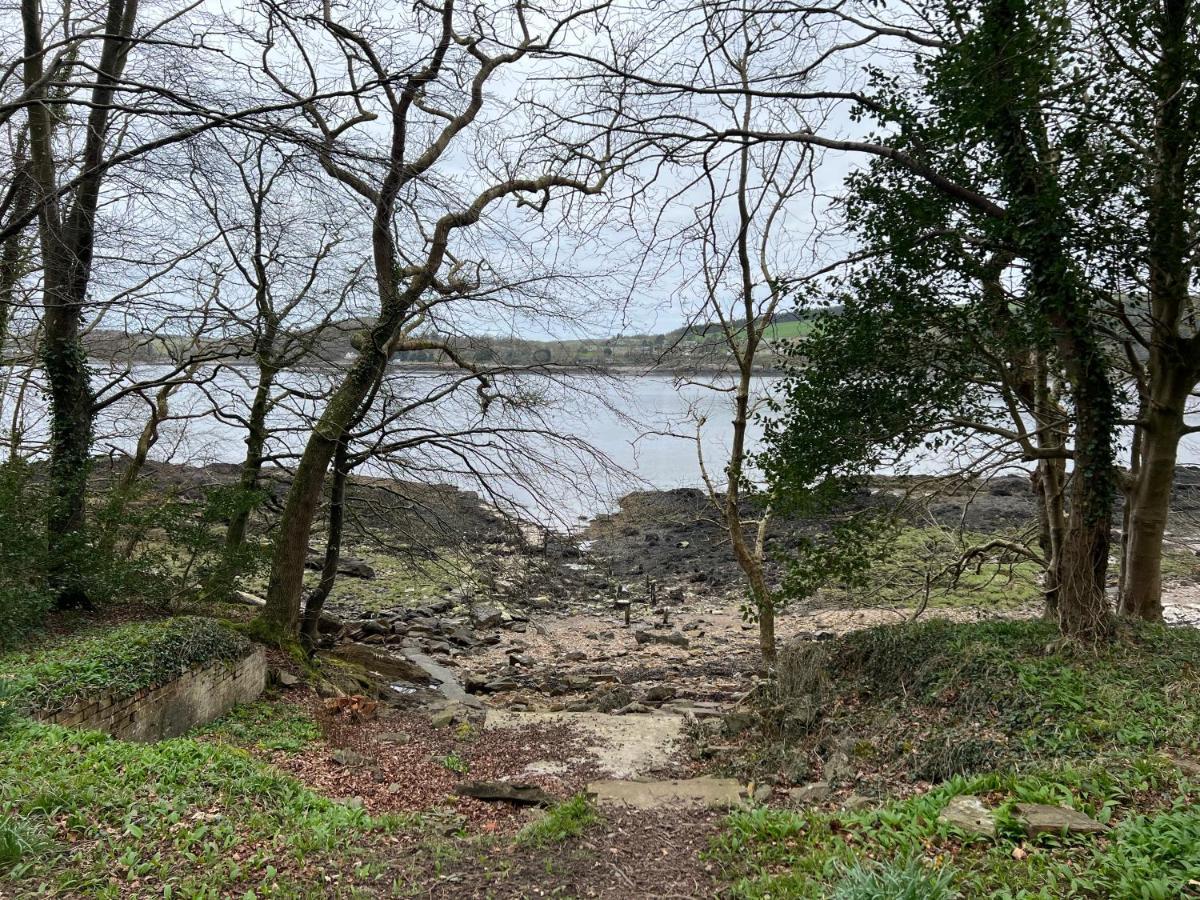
<box><xmin>257</xmin><ymin>354</ymin><xmax>383</xmax><ymax>640</ymax></box>
<box><xmin>1121</xmin><ymin>381</ymin><xmax>1188</xmax><ymax>619</ymax></box>
<box><xmin>225</xmin><ymin>369</ymin><xmax>275</xmax><ymax>551</ymax></box>
<box><xmin>301</xmin><ymin>437</ymin><xmax>348</xmax><ymax>652</ymax></box>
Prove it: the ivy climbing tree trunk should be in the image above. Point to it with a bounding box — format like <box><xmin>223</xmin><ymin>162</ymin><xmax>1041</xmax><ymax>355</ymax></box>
<box><xmin>21</xmin><ymin>0</ymin><xmax>139</xmax><ymax>606</ymax></box>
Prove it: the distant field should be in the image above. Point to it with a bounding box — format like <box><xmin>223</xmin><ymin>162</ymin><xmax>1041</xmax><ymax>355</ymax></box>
<box><xmin>765</xmin><ymin>318</ymin><xmax>815</xmax><ymax>340</ymax></box>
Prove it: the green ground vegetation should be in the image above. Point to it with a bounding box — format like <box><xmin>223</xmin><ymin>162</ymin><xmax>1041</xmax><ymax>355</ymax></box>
<box><xmin>190</xmin><ymin>700</ymin><xmax>322</xmax><ymax>753</ymax></box>
<box><xmin>820</xmin><ymin>526</ymin><xmax>1044</xmax><ymax>610</ymax></box>
<box><xmin>713</xmin><ymin>760</ymin><xmax>1199</xmax><ymax>899</ymax></box>
<box><xmin>725</xmin><ymin>619</ymin><xmax>1200</xmax><ymax>897</ymax></box>
<box><xmin>0</xmin><ymin>721</ymin><xmax>403</xmax><ymax>897</ymax></box>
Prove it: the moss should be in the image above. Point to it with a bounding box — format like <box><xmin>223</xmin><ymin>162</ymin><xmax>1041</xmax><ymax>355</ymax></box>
<box><xmin>0</xmin><ymin>617</ymin><xmax>249</xmax><ymax>715</ymax></box>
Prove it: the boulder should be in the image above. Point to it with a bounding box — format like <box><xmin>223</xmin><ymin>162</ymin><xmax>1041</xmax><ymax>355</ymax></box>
<box><xmin>327</xmin><ymin>644</ymin><xmax>431</xmax><ymax>684</ymax></box>
<box><xmin>305</xmin><ymin>555</ymin><xmax>376</xmax><ymax>579</ymax></box>
<box><xmin>939</xmin><ymin>795</ymin><xmax>997</xmax><ymax>838</ymax></box>
<box><xmin>644</xmin><ymin>685</ymin><xmax>676</xmax><ymax>703</ymax></box>
<box><xmin>1014</xmin><ymin>803</ymin><xmax>1107</xmax><ymax>837</ymax></box>
<box><xmin>470</xmin><ymin>603</ymin><xmax>504</xmax><ymax>628</ymax></box>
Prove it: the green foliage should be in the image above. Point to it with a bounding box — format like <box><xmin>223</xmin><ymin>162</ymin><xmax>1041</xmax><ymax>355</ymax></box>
<box><xmin>0</xmin><ymin>617</ymin><xmax>248</xmax><ymax>715</ymax></box>
<box><xmin>795</xmin><ymin>619</ymin><xmax>1200</xmax><ymax>772</ymax></box>
<box><xmin>0</xmin><ymin>461</ymin><xmax>54</xmax><ymax>647</ymax></box>
<box><xmin>93</xmin><ymin>482</ymin><xmax>269</xmax><ymax>608</ymax></box>
<box><xmin>439</xmin><ymin>753</ymin><xmax>469</xmax><ymax>775</ymax></box>
<box><xmin>0</xmin><ymin>720</ymin><xmax>400</xmax><ymax>895</ymax></box>
<box><xmin>0</xmin><ymin>814</ymin><xmax>44</xmax><ymax>875</ymax></box>
<box><xmin>713</xmin><ymin>762</ymin><xmax>1200</xmax><ymax>898</ymax></box>
<box><xmin>190</xmin><ymin>701</ymin><xmax>320</xmax><ymax>753</ymax></box>
<box><xmin>829</xmin><ymin>857</ymin><xmax>957</xmax><ymax>900</ymax></box>
<box><xmin>515</xmin><ymin>795</ymin><xmax>598</xmax><ymax>848</ymax></box>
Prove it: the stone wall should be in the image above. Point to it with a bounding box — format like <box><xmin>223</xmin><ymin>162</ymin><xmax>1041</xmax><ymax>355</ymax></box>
<box><xmin>39</xmin><ymin>649</ymin><xmax>267</xmax><ymax>742</ymax></box>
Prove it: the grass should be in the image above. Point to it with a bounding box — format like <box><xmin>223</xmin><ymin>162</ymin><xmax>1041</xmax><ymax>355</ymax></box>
<box><xmin>713</xmin><ymin>760</ymin><xmax>1200</xmax><ymax>898</ymax></box>
<box><xmin>515</xmin><ymin>795</ymin><xmax>599</xmax><ymax>848</ymax></box>
<box><xmin>190</xmin><ymin>700</ymin><xmax>321</xmax><ymax>753</ymax></box>
<box><xmin>0</xmin><ymin>720</ymin><xmax>404</xmax><ymax>896</ymax></box>
<box><xmin>0</xmin><ymin>617</ymin><xmax>249</xmax><ymax>715</ymax></box>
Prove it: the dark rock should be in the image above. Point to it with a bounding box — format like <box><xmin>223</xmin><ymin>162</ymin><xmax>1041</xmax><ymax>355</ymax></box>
<box><xmin>306</xmin><ymin>555</ymin><xmax>376</xmax><ymax>579</ymax></box>
<box><xmin>484</xmin><ymin>678</ymin><xmax>520</xmax><ymax>692</ymax></box>
<box><xmin>454</xmin><ymin>781</ymin><xmax>555</xmax><ymax>807</ymax></box>
<box><xmin>633</xmin><ymin>629</ymin><xmax>690</xmax><ymax>649</ymax></box>
<box><xmin>470</xmin><ymin>603</ymin><xmax>504</xmax><ymax>628</ymax></box>
<box><xmin>644</xmin><ymin>685</ymin><xmax>676</xmax><ymax>703</ymax></box>
<box><xmin>565</xmin><ymin>651</ymin><xmax>587</xmax><ymax>662</ymax></box>
<box><xmin>327</xmin><ymin>644</ymin><xmax>432</xmax><ymax>685</ymax></box>
<box><xmin>593</xmin><ymin>685</ymin><xmax>633</xmax><ymax>712</ymax></box>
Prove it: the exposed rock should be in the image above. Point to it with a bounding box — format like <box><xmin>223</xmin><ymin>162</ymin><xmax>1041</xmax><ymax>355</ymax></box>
<box><xmin>644</xmin><ymin>684</ymin><xmax>677</xmax><ymax>703</ymax></box>
<box><xmin>593</xmin><ymin>685</ymin><xmax>633</xmax><ymax>712</ymax></box>
<box><xmin>454</xmin><ymin>781</ymin><xmax>555</xmax><ymax>807</ymax></box>
<box><xmin>722</xmin><ymin>709</ymin><xmax>757</xmax><ymax>737</ymax></box>
<box><xmin>306</xmin><ymin>555</ymin><xmax>376</xmax><ymax>579</ymax></box>
<box><xmin>939</xmin><ymin>795</ymin><xmax>997</xmax><ymax>838</ymax></box>
<box><xmin>1014</xmin><ymin>803</ymin><xmax>1107</xmax><ymax>837</ymax></box>
<box><xmin>823</xmin><ymin>750</ymin><xmax>854</xmax><ymax>782</ymax></box>
<box><xmin>431</xmin><ymin>702</ymin><xmax>474</xmax><ymax>728</ymax></box>
<box><xmin>565</xmin><ymin>651</ymin><xmax>587</xmax><ymax>662</ymax></box>
<box><xmin>470</xmin><ymin>603</ymin><xmax>504</xmax><ymax>628</ymax></box>
<box><xmin>633</xmin><ymin>628</ymin><xmax>690</xmax><ymax>649</ymax></box>
<box><xmin>565</xmin><ymin>675</ymin><xmax>593</xmax><ymax>691</ymax></box>
<box><xmin>1167</xmin><ymin>754</ymin><xmax>1200</xmax><ymax>777</ymax></box>
<box><xmin>484</xmin><ymin>678</ymin><xmax>520</xmax><ymax>692</ymax></box>
<box><xmin>273</xmin><ymin>670</ymin><xmax>300</xmax><ymax>688</ymax></box>
<box><xmin>328</xmin><ymin>644</ymin><xmax>431</xmax><ymax>684</ymax></box>
<box><xmin>788</xmin><ymin>782</ymin><xmax>832</xmax><ymax>804</ymax></box>
<box><xmin>841</xmin><ymin>793</ymin><xmax>873</xmax><ymax>811</ymax></box>
<box><xmin>378</xmin><ymin>731</ymin><xmax>412</xmax><ymax>745</ymax></box>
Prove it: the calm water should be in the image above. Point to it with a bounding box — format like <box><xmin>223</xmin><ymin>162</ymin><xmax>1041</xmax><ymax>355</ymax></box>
<box><xmin>5</xmin><ymin>365</ymin><xmax>1199</xmax><ymax>526</ymax></box>
<box><xmin>0</xmin><ymin>366</ymin><xmax>777</xmax><ymax>525</ymax></box>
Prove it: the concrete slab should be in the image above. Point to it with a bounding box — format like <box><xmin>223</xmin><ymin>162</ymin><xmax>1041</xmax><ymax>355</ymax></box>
<box><xmin>587</xmin><ymin>777</ymin><xmax>746</xmax><ymax>809</ymax></box>
<box><xmin>483</xmin><ymin>709</ymin><xmax>684</xmax><ymax>779</ymax></box>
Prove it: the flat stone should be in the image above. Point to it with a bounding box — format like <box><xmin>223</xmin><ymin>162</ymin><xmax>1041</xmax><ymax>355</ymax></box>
<box><xmin>274</xmin><ymin>670</ymin><xmax>300</xmax><ymax>687</ymax></box>
<box><xmin>789</xmin><ymin>782</ymin><xmax>832</xmax><ymax>804</ymax></box>
<box><xmin>330</xmin><ymin>749</ymin><xmax>372</xmax><ymax>767</ymax></box>
<box><xmin>842</xmin><ymin>793</ymin><xmax>873</xmax><ymax>811</ymax></box>
<box><xmin>377</xmin><ymin>731</ymin><xmax>411</xmax><ymax>745</ymax></box>
<box><xmin>1014</xmin><ymin>803</ymin><xmax>1107</xmax><ymax>837</ymax></box>
<box><xmin>939</xmin><ymin>795</ymin><xmax>997</xmax><ymax>838</ymax></box>
<box><xmin>455</xmin><ymin>781</ymin><xmax>554</xmax><ymax>807</ymax></box>
<box><xmin>588</xmin><ymin>777</ymin><xmax>744</xmax><ymax>809</ymax></box>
